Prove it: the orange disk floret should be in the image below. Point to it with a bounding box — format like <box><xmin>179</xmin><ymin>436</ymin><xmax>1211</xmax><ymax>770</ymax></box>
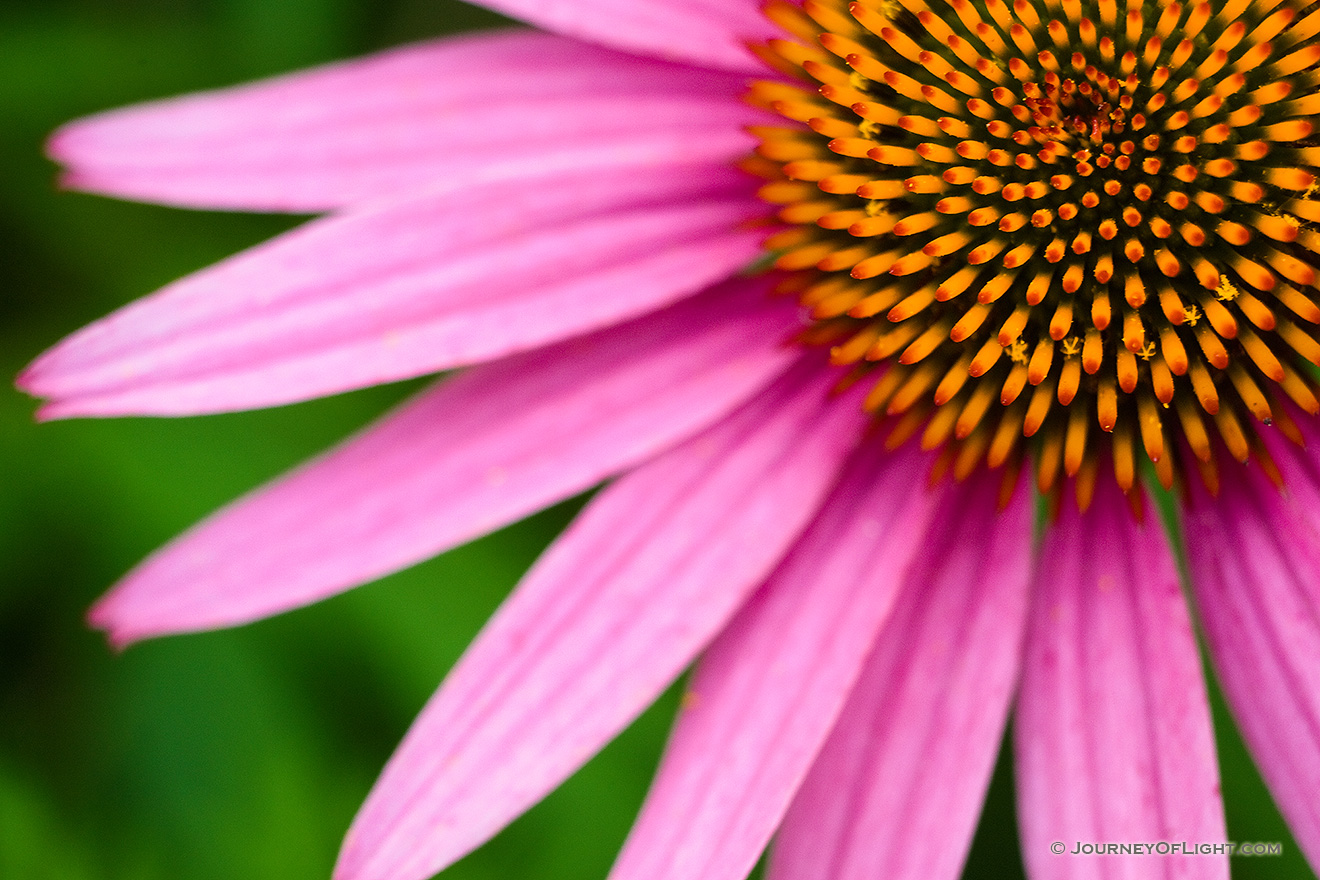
<box><xmin>753</xmin><ymin>0</ymin><xmax>1320</xmax><ymax>508</ymax></box>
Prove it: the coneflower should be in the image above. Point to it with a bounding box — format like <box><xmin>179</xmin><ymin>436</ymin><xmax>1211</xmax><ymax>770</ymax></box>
<box><xmin>18</xmin><ymin>1</ymin><xmax>1320</xmax><ymax>879</ymax></box>
<box><xmin>755</xmin><ymin>0</ymin><xmax>1320</xmax><ymax>507</ymax></box>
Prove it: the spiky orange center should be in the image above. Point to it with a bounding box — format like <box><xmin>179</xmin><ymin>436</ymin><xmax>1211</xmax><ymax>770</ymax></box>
<box><xmin>750</xmin><ymin>0</ymin><xmax>1320</xmax><ymax>507</ymax></box>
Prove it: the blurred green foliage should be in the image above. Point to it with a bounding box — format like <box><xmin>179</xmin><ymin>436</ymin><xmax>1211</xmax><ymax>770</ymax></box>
<box><xmin>0</xmin><ymin>2</ymin><xmax>1313</xmax><ymax>879</ymax></box>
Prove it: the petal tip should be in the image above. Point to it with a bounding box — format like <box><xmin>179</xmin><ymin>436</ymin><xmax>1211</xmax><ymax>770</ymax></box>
<box><xmin>86</xmin><ymin>603</ymin><xmax>138</xmax><ymax>653</ymax></box>
<box><xmin>44</xmin><ymin>125</ymin><xmax>78</xmax><ymax>164</ymax></box>
<box><xmin>55</xmin><ymin>169</ymin><xmax>89</xmax><ymax>193</ymax></box>
<box><xmin>15</xmin><ymin>351</ymin><xmax>70</xmax><ymax>403</ymax></box>
<box><xmin>14</xmin><ymin>360</ymin><xmax>43</xmax><ymax>395</ymax></box>
<box><xmin>32</xmin><ymin>400</ymin><xmax>77</xmax><ymax>423</ymax></box>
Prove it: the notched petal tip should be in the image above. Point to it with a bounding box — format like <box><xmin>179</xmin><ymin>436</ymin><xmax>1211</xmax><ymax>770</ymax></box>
<box><xmin>31</xmin><ymin>402</ymin><xmax>69</xmax><ymax>424</ymax></box>
<box><xmin>43</xmin><ymin>120</ymin><xmax>131</xmax><ymax>196</ymax></box>
<box><xmin>44</xmin><ymin>121</ymin><xmax>83</xmax><ymax>166</ymax></box>
<box><xmin>16</xmin><ymin>343</ymin><xmax>75</xmax><ymax>400</ymax></box>
<box><xmin>85</xmin><ymin>599</ymin><xmax>138</xmax><ymax>653</ymax></box>
<box><xmin>17</xmin><ymin>367</ymin><xmax>96</xmax><ymax>422</ymax></box>
<box><xmin>51</xmin><ymin>168</ymin><xmax>105</xmax><ymax>196</ymax></box>
<box><xmin>52</xmin><ymin>169</ymin><xmax>82</xmax><ymax>194</ymax></box>
<box><xmin>15</xmin><ymin>365</ymin><xmax>80</xmax><ymax>422</ymax></box>
<box><xmin>14</xmin><ymin>360</ymin><xmax>41</xmax><ymax>396</ymax></box>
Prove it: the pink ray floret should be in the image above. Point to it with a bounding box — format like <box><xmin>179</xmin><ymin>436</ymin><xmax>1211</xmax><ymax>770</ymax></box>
<box><xmin>88</xmin><ymin>280</ymin><xmax>803</xmax><ymax>644</ymax></box>
<box><xmin>47</xmin><ymin>30</ymin><xmax>766</xmax><ymax>212</ymax></box>
<box><xmin>336</xmin><ymin>360</ymin><xmax>870</xmax><ymax>880</ymax></box>
<box><xmin>771</xmin><ymin>471</ymin><xmax>1033</xmax><ymax>880</ymax></box>
<box><xmin>1017</xmin><ymin>484</ymin><xmax>1229</xmax><ymax>880</ymax></box>
<box><xmin>22</xmin><ymin>165</ymin><xmax>766</xmax><ymax>416</ymax></box>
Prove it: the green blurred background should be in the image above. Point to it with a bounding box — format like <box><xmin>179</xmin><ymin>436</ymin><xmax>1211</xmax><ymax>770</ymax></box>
<box><xmin>0</xmin><ymin>1</ymin><xmax>1313</xmax><ymax>878</ymax></box>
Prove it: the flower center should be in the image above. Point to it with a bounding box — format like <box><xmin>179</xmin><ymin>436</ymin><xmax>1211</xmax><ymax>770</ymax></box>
<box><xmin>751</xmin><ymin>0</ymin><xmax>1320</xmax><ymax>507</ymax></box>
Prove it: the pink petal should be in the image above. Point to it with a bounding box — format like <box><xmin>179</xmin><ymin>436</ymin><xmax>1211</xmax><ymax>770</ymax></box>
<box><xmin>1183</xmin><ymin>451</ymin><xmax>1320</xmax><ymax>869</ymax></box>
<box><xmin>50</xmin><ymin>30</ymin><xmax>762</xmax><ymax>212</ymax></box>
<box><xmin>770</xmin><ymin>469</ymin><xmax>1034</xmax><ymax>880</ymax></box>
<box><xmin>1256</xmin><ymin>417</ymin><xmax>1320</xmax><ymax>523</ymax></box>
<box><xmin>22</xmin><ymin>165</ymin><xmax>765</xmax><ymax>416</ymax></box>
<box><xmin>1016</xmin><ymin>486</ymin><xmax>1227</xmax><ymax>880</ymax></box>
<box><xmin>607</xmin><ymin>442</ymin><xmax>947</xmax><ymax>880</ymax></box>
<box><xmin>472</xmin><ymin>0</ymin><xmax>781</xmax><ymax>73</ymax></box>
<box><xmin>334</xmin><ymin>356</ymin><xmax>869</xmax><ymax>880</ymax></box>
<box><xmin>88</xmin><ymin>278</ymin><xmax>802</xmax><ymax>644</ymax></box>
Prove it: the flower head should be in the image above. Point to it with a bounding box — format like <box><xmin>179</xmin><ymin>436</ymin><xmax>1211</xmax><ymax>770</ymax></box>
<box><xmin>754</xmin><ymin>0</ymin><xmax>1320</xmax><ymax>507</ymax></box>
<box><xmin>17</xmin><ymin>2</ymin><xmax>1320</xmax><ymax>880</ymax></box>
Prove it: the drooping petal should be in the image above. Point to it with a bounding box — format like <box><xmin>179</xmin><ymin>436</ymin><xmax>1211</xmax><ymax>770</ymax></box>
<box><xmin>88</xmin><ymin>278</ymin><xmax>802</xmax><ymax>644</ymax></box>
<box><xmin>334</xmin><ymin>356</ymin><xmax>869</xmax><ymax>880</ymax></box>
<box><xmin>769</xmin><ymin>469</ymin><xmax>1033</xmax><ymax>880</ymax></box>
<box><xmin>1183</xmin><ymin>445</ymin><xmax>1320</xmax><ymax>870</ymax></box>
<box><xmin>1016</xmin><ymin>485</ymin><xmax>1228</xmax><ymax>880</ymax></box>
<box><xmin>50</xmin><ymin>30</ymin><xmax>762</xmax><ymax>212</ymax></box>
<box><xmin>471</xmin><ymin>0</ymin><xmax>781</xmax><ymax>73</ymax></box>
<box><xmin>606</xmin><ymin>442</ymin><xmax>947</xmax><ymax>880</ymax></box>
<box><xmin>21</xmin><ymin>165</ymin><xmax>765</xmax><ymax>416</ymax></box>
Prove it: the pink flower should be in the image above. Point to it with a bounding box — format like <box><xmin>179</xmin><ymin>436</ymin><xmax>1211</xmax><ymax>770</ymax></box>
<box><xmin>19</xmin><ymin>2</ymin><xmax>1320</xmax><ymax>880</ymax></box>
